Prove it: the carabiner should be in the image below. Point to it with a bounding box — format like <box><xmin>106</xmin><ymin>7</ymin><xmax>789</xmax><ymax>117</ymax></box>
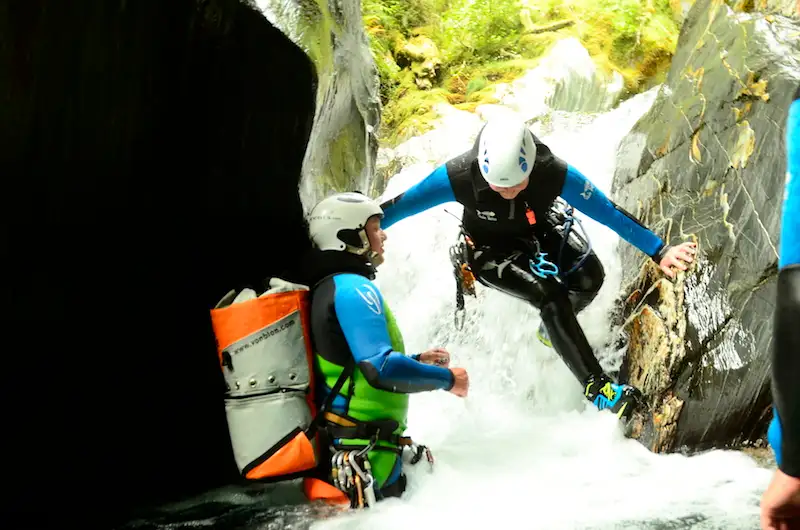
<box><xmin>354</xmin><ymin>473</ymin><xmax>365</xmax><ymax>509</ymax></box>
<box><xmin>342</xmin><ymin>453</ymin><xmax>354</xmax><ymax>489</ymax></box>
<box><xmin>409</xmin><ymin>443</ymin><xmax>425</xmax><ymax>465</ymax></box>
<box><xmin>348</xmin><ymin>452</ymin><xmax>368</xmax><ymax>482</ymax></box>
<box><xmin>362</xmin><ymin>474</ymin><xmax>377</xmax><ymax>507</ymax></box>
<box><xmin>331</xmin><ymin>452</ymin><xmax>341</xmax><ymax>489</ymax></box>
<box><xmin>360</xmin><ymin>456</ymin><xmax>377</xmax><ymax>507</ymax></box>
<box><xmin>425</xmin><ymin>446</ymin><xmax>435</xmax><ymax>470</ymax></box>
<box><xmin>356</xmin><ymin>434</ymin><xmax>377</xmax><ymax>458</ymax></box>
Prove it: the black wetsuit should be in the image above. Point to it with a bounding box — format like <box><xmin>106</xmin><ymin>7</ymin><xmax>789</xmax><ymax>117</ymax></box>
<box><xmin>768</xmin><ymin>85</ymin><xmax>800</xmax><ymax>478</ymax></box>
<box><xmin>380</xmin><ymin>127</ymin><xmax>668</xmax><ymax>387</ymax></box>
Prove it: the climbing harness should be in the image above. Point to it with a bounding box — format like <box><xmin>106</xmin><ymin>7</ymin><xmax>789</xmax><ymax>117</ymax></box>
<box><xmin>444</xmin><ymin>200</ymin><xmax>593</xmax><ymax>327</ymax></box>
<box><xmin>323</xmin><ymin>410</ymin><xmax>434</xmax><ymax>509</ymax></box>
<box><xmin>526</xmin><ymin>198</ymin><xmax>594</xmax><ymax>279</ymax></box>
<box><xmin>549</xmin><ymin>198</ymin><xmax>593</xmax><ymax>277</ymax></box>
<box><xmin>449</xmin><ymin>228</ymin><xmax>478</xmax><ymax>330</ymax></box>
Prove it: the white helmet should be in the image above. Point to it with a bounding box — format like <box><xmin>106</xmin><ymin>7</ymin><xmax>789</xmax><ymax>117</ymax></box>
<box><xmin>307</xmin><ymin>191</ymin><xmax>384</xmax><ymax>260</ymax></box>
<box><xmin>477</xmin><ymin>114</ymin><xmax>536</xmax><ymax>187</ymax></box>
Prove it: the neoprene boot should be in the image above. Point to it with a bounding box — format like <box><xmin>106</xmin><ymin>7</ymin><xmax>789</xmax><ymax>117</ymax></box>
<box><xmin>584</xmin><ymin>373</ymin><xmax>642</xmax><ymax>422</ymax></box>
<box><xmin>536</xmin><ymin>322</ymin><xmax>552</xmax><ymax>347</ymax></box>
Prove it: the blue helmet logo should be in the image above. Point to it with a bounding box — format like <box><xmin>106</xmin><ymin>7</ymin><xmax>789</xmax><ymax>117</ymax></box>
<box><xmin>519</xmin><ymin>147</ymin><xmax>528</xmax><ymax>173</ymax></box>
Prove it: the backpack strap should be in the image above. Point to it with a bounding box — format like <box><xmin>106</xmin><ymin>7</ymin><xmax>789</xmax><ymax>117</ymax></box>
<box><xmin>305</xmin><ymin>358</ymin><xmax>355</xmax><ymax>439</ymax></box>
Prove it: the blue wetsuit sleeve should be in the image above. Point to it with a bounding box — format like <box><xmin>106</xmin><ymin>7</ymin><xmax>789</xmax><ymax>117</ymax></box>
<box><xmin>560</xmin><ymin>164</ymin><xmax>665</xmax><ymax>257</ymax></box>
<box><xmin>770</xmin><ymin>88</ymin><xmax>800</xmax><ymax>477</ymax></box>
<box><xmin>332</xmin><ymin>275</ymin><xmax>455</xmax><ymax>393</ymax></box>
<box><xmin>380</xmin><ymin>164</ymin><xmax>457</xmax><ymax>229</ymax></box>
<box><xmin>779</xmin><ymin>94</ymin><xmax>800</xmax><ymax>270</ymax></box>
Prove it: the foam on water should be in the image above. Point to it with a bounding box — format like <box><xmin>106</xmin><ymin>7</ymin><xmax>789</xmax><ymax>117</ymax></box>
<box><xmin>312</xmin><ymin>88</ymin><xmax>772</xmax><ymax>530</ymax></box>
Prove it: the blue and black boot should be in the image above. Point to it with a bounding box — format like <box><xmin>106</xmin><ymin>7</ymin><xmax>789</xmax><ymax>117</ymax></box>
<box><xmin>583</xmin><ymin>373</ymin><xmax>643</xmax><ymax>423</ymax></box>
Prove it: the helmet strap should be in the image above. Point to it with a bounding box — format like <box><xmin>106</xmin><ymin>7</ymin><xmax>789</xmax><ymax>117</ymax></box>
<box><xmin>338</xmin><ymin>227</ymin><xmax>383</xmax><ymax>267</ymax></box>
<box><xmin>367</xmin><ymin>249</ymin><xmax>385</xmax><ymax>267</ymax></box>
<box><xmin>351</xmin><ymin>230</ymin><xmax>384</xmax><ymax>267</ymax></box>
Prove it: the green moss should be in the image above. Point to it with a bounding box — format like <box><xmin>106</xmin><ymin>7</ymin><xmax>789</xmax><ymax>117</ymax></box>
<box><xmin>363</xmin><ymin>0</ymin><xmax>682</xmax><ymax>145</ymax></box>
<box><xmin>381</xmin><ymin>85</ymin><xmax>451</xmax><ymax>145</ymax></box>
<box><xmin>465</xmin><ymin>85</ymin><xmax>496</xmax><ymax>103</ymax></box>
<box><xmin>519</xmin><ymin>32</ymin><xmax>561</xmax><ymax>58</ymax></box>
<box><xmin>323</xmin><ymin>122</ymin><xmax>368</xmax><ymax>192</ymax></box>
<box><xmin>476</xmin><ymin>58</ymin><xmax>541</xmax><ymax>82</ymax></box>
<box><xmin>466</xmin><ymin>76</ymin><xmax>488</xmax><ymax>96</ymax></box>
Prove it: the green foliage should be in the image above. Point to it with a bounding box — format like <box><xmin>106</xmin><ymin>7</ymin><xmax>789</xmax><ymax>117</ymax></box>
<box><xmin>436</xmin><ymin>0</ymin><xmax>525</xmax><ymax>66</ymax></box>
<box><xmin>362</xmin><ymin>0</ymin><xmax>682</xmax><ymax>146</ymax></box>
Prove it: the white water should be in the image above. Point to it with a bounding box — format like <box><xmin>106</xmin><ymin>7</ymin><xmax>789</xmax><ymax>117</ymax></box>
<box><xmin>312</xmin><ymin>49</ymin><xmax>773</xmax><ymax>530</ymax></box>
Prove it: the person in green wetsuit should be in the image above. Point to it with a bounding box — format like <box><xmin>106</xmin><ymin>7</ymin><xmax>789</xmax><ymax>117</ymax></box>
<box><xmin>303</xmin><ymin>191</ymin><xmax>470</xmax><ymax>504</ymax></box>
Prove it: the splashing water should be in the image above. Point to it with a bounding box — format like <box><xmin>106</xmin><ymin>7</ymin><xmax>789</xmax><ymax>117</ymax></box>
<box><xmin>311</xmin><ymin>91</ymin><xmax>772</xmax><ymax>530</ymax></box>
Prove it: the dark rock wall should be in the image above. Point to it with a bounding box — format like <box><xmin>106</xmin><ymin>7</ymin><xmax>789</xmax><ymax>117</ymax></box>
<box><xmin>611</xmin><ymin>0</ymin><xmax>800</xmax><ymax>453</ymax></box>
<box><xmin>1</xmin><ymin>0</ymin><xmax>317</xmax><ymax>525</ymax></box>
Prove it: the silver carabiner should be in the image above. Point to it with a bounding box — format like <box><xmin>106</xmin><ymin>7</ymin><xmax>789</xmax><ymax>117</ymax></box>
<box><xmin>362</xmin><ymin>474</ymin><xmax>377</xmax><ymax>507</ymax></box>
<box><xmin>348</xmin><ymin>451</ymin><xmax>368</xmax><ymax>482</ymax></box>
<box><xmin>337</xmin><ymin>452</ymin><xmax>349</xmax><ymax>489</ymax></box>
<box><xmin>349</xmin><ymin>452</ymin><xmax>377</xmax><ymax>508</ymax></box>
<box><xmin>361</xmin><ymin>458</ymin><xmax>377</xmax><ymax>507</ymax></box>
<box><xmin>343</xmin><ymin>467</ymin><xmax>354</xmax><ymax>490</ymax></box>
<box><xmin>331</xmin><ymin>452</ymin><xmax>341</xmax><ymax>490</ymax></box>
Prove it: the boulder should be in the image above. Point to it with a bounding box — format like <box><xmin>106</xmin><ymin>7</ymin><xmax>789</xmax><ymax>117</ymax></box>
<box><xmin>611</xmin><ymin>0</ymin><xmax>800</xmax><ymax>453</ymax></box>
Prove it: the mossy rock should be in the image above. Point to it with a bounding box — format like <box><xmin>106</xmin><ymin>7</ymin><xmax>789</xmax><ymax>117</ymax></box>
<box><xmin>395</xmin><ymin>35</ymin><xmax>442</xmax><ymax>90</ymax></box>
<box><xmin>519</xmin><ymin>32</ymin><xmax>560</xmax><ymax>58</ymax></box>
<box><xmin>396</xmin><ymin>35</ymin><xmax>440</xmax><ymax>64</ymax></box>
<box><xmin>446</xmin><ymin>92</ymin><xmax>466</xmax><ymax>104</ymax></box>
<box><xmin>466</xmin><ymin>85</ymin><xmax>500</xmax><ymax>104</ymax></box>
<box><xmin>473</xmin><ymin>59</ymin><xmax>541</xmax><ymax>83</ymax></box>
<box><xmin>380</xmin><ymin>86</ymin><xmax>451</xmax><ymax>145</ymax></box>
<box><xmin>446</xmin><ymin>73</ymin><xmax>469</xmax><ymax>95</ymax></box>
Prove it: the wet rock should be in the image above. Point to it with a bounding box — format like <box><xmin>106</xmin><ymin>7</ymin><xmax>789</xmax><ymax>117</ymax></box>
<box><xmin>611</xmin><ymin>0</ymin><xmax>800</xmax><ymax>453</ymax></box>
<box><xmin>261</xmin><ymin>0</ymin><xmax>382</xmax><ymax>202</ymax></box>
